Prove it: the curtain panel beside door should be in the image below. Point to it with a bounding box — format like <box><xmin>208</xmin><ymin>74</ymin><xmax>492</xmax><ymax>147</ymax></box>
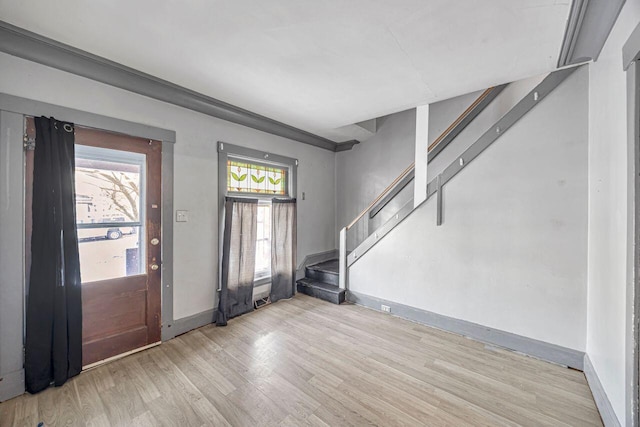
<box><xmin>25</xmin><ymin>117</ymin><xmax>83</xmax><ymax>393</ymax></box>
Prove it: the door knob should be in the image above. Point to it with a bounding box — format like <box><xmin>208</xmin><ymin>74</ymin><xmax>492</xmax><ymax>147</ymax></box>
<box><xmin>151</xmin><ymin>238</ymin><xmax>159</xmax><ymax>246</ymax></box>
<box><xmin>150</xmin><ymin>264</ymin><xmax>159</xmax><ymax>271</ymax></box>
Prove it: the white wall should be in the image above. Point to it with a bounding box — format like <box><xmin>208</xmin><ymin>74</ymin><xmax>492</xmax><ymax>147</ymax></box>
<box><xmin>0</xmin><ymin>52</ymin><xmax>336</xmax><ymax>320</ymax></box>
<box><xmin>348</xmin><ymin>67</ymin><xmax>589</xmax><ymax>351</ymax></box>
<box><xmin>587</xmin><ymin>2</ymin><xmax>640</xmax><ymax>425</ymax></box>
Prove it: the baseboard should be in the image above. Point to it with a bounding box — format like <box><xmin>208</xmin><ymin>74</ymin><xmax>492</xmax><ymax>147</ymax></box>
<box><xmin>347</xmin><ymin>290</ymin><xmax>585</xmax><ymax>370</ymax></box>
<box><xmin>296</xmin><ymin>249</ymin><xmax>338</xmax><ymax>281</ymax></box>
<box><xmin>583</xmin><ymin>354</ymin><xmax>621</xmax><ymax>427</ymax></box>
<box><xmin>0</xmin><ymin>368</ymin><xmax>24</xmax><ymax>402</ymax></box>
<box><xmin>165</xmin><ymin>309</ymin><xmax>215</xmax><ymax>340</ymax></box>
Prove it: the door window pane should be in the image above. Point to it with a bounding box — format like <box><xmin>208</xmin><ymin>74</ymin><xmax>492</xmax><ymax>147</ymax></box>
<box><xmin>77</xmin><ymin>226</ymin><xmax>142</xmax><ymax>282</ymax></box>
<box><xmin>76</xmin><ymin>156</ymin><xmax>142</xmax><ymax>224</ymax></box>
<box><xmin>75</xmin><ymin>145</ymin><xmax>145</xmax><ymax>283</ymax></box>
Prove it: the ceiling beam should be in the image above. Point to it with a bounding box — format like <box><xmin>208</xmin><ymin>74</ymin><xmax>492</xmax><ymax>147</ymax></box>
<box><xmin>0</xmin><ymin>20</ymin><xmax>358</xmax><ymax>152</ymax></box>
<box><xmin>557</xmin><ymin>0</ymin><xmax>626</xmax><ymax>67</ymax></box>
<box><xmin>355</xmin><ymin>118</ymin><xmax>377</xmax><ymax>135</ymax></box>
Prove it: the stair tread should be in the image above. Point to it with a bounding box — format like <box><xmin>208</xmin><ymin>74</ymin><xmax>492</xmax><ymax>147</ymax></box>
<box><xmin>296</xmin><ymin>278</ymin><xmax>344</xmax><ymax>294</ymax></box>
<box><xmin>307</xmin><ymin>259</ymin><xmax>339</xmax><ymax>275</ymax></box>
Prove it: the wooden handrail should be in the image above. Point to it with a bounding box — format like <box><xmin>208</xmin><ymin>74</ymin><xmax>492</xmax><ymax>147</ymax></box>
<box><xmin>346</xmin><ymin>162</ymin><xmax>415</xmax><ymax>230</ymax></box>
<box><xmin>427</xmin><ymin>87</ymin><xmax>496</xmax><ymax>152</ymax></box>
<box><xmin>345</xmin><ymin>87</ymin><xmax>496</xmax><ymax>231</ymax></box>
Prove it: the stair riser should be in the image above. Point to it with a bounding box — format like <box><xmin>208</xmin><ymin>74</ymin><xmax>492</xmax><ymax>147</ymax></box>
<box><xmin>305</xmin><ymin>268</ymin><xmax>339</xmax><ymax>286</ymax></box>
<box><xmin>297</xmin><ymin>283</ymin><xmax>345</xmax><ymax>305</ymax></box>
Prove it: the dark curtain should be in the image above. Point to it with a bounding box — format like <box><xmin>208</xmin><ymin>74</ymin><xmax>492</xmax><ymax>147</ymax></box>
<box><xmin>270</xmin><ymin>198</ymin><xmax>297</xmax><ymax>302</ymax></box>
<box><xmin>25</xmin><ymin>117</ymin><xmax>82</xmax><ymax>394</ymax></box>
<box><xmin>216</xmin><ymin>197</ymin><xmax>258</xmax><ymax>326</ymax></box>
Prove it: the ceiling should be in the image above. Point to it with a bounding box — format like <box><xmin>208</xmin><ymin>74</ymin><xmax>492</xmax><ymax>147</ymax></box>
<box><xmin>0</xmin><ymin>0</ymin><xmax>571</xmax><ymax>142</ymax></box>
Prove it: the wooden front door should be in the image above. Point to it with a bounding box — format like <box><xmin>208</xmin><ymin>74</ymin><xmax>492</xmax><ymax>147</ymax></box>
<box><xmin>25</xmin><ymin>118</ymin><xmax>162</xmax><ymax>368</ymax></box>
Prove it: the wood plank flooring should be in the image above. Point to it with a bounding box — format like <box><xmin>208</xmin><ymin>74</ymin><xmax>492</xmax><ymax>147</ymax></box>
<box><xmin>0</xmin><ymin>294</ymin><xmax>602</xmax><ymax>426</ymax></box>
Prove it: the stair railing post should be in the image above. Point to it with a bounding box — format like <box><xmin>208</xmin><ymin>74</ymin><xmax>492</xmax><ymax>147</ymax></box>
<box><xmin>339</xmin><ymin>227</ymin><xmax>347</xmax><ymax>290</ymax></box>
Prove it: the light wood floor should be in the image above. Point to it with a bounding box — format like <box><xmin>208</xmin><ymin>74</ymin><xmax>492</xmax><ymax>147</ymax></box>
<box><xmin>0</xmin><ymin>294</ymin><xmax>602</xmax><ymax>426</ymax></box>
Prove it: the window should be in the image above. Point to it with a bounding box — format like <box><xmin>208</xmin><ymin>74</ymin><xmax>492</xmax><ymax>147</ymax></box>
<box><xmin>225</xmin><ymin>158</ymin><xmax>289</xmax><ymax>282</ymax></box>
<box><xmin>255</xmin><ymin>202</ymin><xmax>271</xmax><ymax>281</ymax></box>
<box><xmin>218</xmin><ymin>143</ymin><xmax>297</xmax><ymax>286</ymax></box>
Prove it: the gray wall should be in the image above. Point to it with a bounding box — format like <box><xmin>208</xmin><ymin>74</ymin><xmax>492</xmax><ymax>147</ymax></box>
<box><xmin>0</xmin><ymin>52</ymin><xmax>336</xmax><ymax>324</ymax></box>
<box><xmin>428</xmin><ymin>89</ymin><xmax>482</xmax><ymax>159</ymax></box>
<box><xmin>348</xmin><ymin>67</ymin><xmax>589</xmax><ymax>352</ymax></box>
<box><xmin>336</xmin><ymin>109</ymin><xmax>416</xmax><ymax>248</ymax></box>
<box><xmin>0</xmin><ymin>111</ymin><xmax>26</xmax><ymax>401</ymax></box>
<box><xmin>586</xmin><ymin>2</ymin><xmax>640</xmax><ymax>424</ymax></box>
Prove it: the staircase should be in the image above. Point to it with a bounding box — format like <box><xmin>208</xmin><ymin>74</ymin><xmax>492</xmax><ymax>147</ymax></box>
<box><xmin>296</xmin><ymin>259</ymin><xmax>345</xmax><ymax>304</ymax></box>
<box><xmin>296</xmin><ymin>70</ymin><xmax>576</xmax><ymax>307</ymax></box>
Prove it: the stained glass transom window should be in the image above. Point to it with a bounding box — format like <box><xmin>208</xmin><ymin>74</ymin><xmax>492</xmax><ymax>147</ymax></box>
<box><xmin>227</xmin><ymin>160</ymin><xmax>287</xmax><ymax>195</ymax></box>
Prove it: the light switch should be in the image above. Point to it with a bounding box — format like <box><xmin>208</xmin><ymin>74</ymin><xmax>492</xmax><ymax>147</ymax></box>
<box><xmin>176</xmin><ymin>210</ymin><xmax>189</xmax><ymax>222</ymax></box>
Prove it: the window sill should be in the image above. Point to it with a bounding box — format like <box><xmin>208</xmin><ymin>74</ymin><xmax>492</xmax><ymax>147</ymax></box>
<box><xmin>254</xmin><ymin>276</ymin><xmax>271</xmax><ymax>287</ymax></box>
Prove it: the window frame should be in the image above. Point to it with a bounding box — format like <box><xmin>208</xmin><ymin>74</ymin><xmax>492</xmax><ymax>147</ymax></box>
<box><xmin>217</xmin><ymin>142</ymin><xmax>298</xmax><ymax>288</ymax></box>
<box><xmin>74</xmin><ymin>144</ymin><xmax>148</xmax><ymax>282</ymax></box>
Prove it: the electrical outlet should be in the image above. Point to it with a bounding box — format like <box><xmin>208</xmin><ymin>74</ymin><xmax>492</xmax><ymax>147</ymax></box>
<box><xmin>381</xmin><ymin>305</ymin><xmax>391</xmax><ymax>313</ymax></box>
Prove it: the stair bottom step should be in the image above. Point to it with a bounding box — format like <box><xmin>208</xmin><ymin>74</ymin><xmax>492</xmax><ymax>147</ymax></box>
<box><xmin>296</xmin><ymin>279</ymin><xmax>345</xmax><ymax>305</ymax></box>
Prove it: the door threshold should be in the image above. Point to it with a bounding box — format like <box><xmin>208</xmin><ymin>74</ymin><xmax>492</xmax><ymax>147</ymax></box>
<box><xmin>82</xmin><ymin>341</ymin><xmax>161</xmax><ymax>371</ymax></box>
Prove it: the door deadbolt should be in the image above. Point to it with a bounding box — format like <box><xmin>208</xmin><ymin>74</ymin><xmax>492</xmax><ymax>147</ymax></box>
<box><xmin>151</xmin><ymin>238</ymin><xmax>160</xmax><ymax>246</ymax></box>
<box><xmin>150</xmin><ymin>264</ymin><xmax>159</xmax><ymax>271</ymax></box>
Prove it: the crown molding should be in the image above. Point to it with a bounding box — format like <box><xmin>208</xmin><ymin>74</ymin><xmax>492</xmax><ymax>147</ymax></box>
<box><xmin>0</xmin><ymin>20</ymin><xmax>355</xmax><ymax>152</ymax></box>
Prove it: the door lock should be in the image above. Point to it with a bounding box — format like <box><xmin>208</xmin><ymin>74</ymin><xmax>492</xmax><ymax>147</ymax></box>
<box><xmin>151</xmin><ymin>238</ymin><xmax>160</xmax><ymax>246</ymax></box>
